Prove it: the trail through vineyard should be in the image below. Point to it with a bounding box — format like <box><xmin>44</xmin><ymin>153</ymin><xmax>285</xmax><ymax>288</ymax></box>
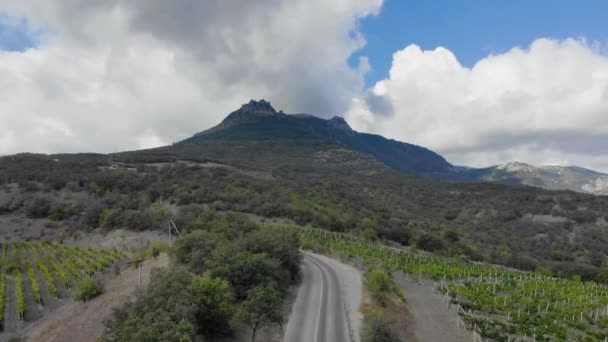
<box><xmin>24</xmin><ymin>254</ymin><xmax>169</xmax><ymax>342</ymax></box>
<box><xmin>4</xmin><ymin>277</ymin><xmax>19</xmax><ymax>335</ymax></box>
<box><xmin>394</xmin><ymin>272</ymin><xmax>471</xmax><ymax>342</ymax></box>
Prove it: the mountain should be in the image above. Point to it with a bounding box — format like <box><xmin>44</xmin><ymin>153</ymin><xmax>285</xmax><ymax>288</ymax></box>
<box><xmin>3</xmin><ymin>99</ymin><xmax>608</xmax><ymax>284</ymax></box>
<box><xmin>121</xmin><ymin>100</ymin><xmax>607</xmax><ymax>196</ymax></box>
<box><xmin>179</xmin><ymin>99</ymin><xmax>453</xmax><ymax>176</ymax></box>
<box><xmin>471</xmin><ymin>161</ymin><xmax>608</xmax><ymax>196</ymax></box>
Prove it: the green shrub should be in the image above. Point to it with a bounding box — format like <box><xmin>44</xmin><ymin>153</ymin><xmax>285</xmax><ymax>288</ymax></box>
<box><xmin>363</xmin><ymin>310</ymin><xmax>401</xmax><ymax>342</ymax></box>
<box><xmin>133</xmin><ymin>241</ymin><xmax>170</xmax><ymax>262</ymax></box>
<box><xmin>74</xmin><ymin>277</ymin><xmax>104</xmax><ymax>302</ymax></box>
<box><xmin>365</xmin><ymin>268</ymin><xmax>404</xmax><ymax>306</ymax></box>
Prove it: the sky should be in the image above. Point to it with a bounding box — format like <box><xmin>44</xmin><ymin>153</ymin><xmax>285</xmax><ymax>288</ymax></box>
<box><xmin>354</xmin><ymin>0</ymin><xmax>608</xmax><ymax>86</ymax></box>
<box><xmin>0</xmin><ymin>1</ymin><xmax>607</xmax><ymax>172</ymax></box>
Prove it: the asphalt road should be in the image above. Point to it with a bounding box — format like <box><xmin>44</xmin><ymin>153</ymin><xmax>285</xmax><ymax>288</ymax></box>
<box><xmin>284</xmin><ymin>253</ymin><xmax>352</xmax><ymax>342</ymax></box>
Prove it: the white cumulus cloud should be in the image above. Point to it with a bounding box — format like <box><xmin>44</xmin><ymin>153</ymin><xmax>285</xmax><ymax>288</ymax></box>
<box><xmin>346</xmin><ymin>38</ymin><xmax>608</xmax><ymax>172</ymax></box>
<box><xmin>0</xmin><ymin>0</ymin><xmax>382</xmax><ymax>155</ymax></box>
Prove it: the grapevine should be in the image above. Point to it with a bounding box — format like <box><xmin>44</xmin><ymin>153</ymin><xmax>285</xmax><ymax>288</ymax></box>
<box><xmin>292</xmin><ymin>226</ymin><xmax>608</xmax><ymax>341</ymax></box>
<box><xmin>0</xmin><ymin>274</ymin><xmax>6</xmax><ymax>329</ymax></box>
<box><xmin>26</xmin><ymin>263</ymin><xmax>41</xmax><ymax>304</ymax></box>
<box><xmin>14</xmin><ymin>270</ymin><xmax>24</xmax><ymax>319</ymax></box>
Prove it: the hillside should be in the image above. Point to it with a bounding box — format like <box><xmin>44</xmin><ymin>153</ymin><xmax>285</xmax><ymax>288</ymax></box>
<box><xmin>127</xmin><ymin>100</ymin><xmax>608</xmax><ymax>196</ymax></box>
<box><xmin>1</xmin><ymin>100</ymin><xmax>608</xmax><ymax>284</ymax></box>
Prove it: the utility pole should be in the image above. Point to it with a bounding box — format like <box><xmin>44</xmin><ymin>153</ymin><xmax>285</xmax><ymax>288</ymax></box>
<box><xmin>126</xmin><ymin>259</ymin><xmax>147</xmax><ymax>291</ymax></box>
<box><xmin>168</xmin><ymin>219</ymin><xmax>181</xmax><ymax>246</ymax></box>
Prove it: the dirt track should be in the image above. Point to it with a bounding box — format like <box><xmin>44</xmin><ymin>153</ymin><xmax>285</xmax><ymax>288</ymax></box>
<box><xmin>393</xmin><ymin>272</ymin><xmax>472</xmax><ymax>342</ymax></box>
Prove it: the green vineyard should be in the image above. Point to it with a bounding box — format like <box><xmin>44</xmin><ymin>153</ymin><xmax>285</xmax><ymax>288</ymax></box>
<box><xmin>295</xmin><ymin>227</ymin><xmax>608</xmax><ymax>342</ymax></box>
<box><xmin>0</xmin><ymin>240</ymin><xmax>125</xmax><ymax>331</ymax></box>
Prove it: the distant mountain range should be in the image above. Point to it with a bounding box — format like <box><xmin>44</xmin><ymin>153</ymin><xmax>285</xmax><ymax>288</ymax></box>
<box><xmin>469</xmin><ymin>162</ymin><xmax>608</xmax><ymax>196</ymax></box>
<box><xmin>123</xmin><ymin>99</ymin><xmax>607</xmax><ymax>196</ymax></box>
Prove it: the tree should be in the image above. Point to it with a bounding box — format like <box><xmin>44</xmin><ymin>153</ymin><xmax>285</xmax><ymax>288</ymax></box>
<box><xmin>243</xmin><ymin>225</ymin><xmax>301</xmax><ymax>281</ymax></box>
<box><xmin>237</xmin><ymin>284</ymin><xmax>284</xmax><ymax>342</ymax></box>
<box><xmin>171</xmin><ymin>230</ymin><xmax>226</xmax><ymax>274</ymax></box>
<box><xmin>205</xmin><ymin>245</ymin><xmax>286</xmax><ymax>299</ymax></box>
<box><xmin>103</xmin><ymin>270</ymin><xmax>197</xmax><ymax>341</ymax></box>
<box><xmin>190</xmin><ymin>275</ymin><xmax>235</xmax><ymax>337</ymax></box>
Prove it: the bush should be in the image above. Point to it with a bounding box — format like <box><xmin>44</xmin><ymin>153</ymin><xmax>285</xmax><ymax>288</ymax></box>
<box><xmin>363</xmin><ymin>310</ymin><xmax>402</xmax><ymax>342</ymax></box>
<box><xmin>99</xmin><ymin>208</ymin><xmax>123</xmax><ymax>229</ymax></box>
<box><xmin>365</xmin><ymin>269</ymin><xmax>404</xmax><ymax>306</ymax></box>
<box><xmin>74</xmin><ymin>277</ymin><xmax>104</xmax><ymax>302</ymax></box>
<box><xmin>81</xmin><ymin>202</ymin><xmax>106</xmax><ymax>227</ymax></box>
<box><xmin>25</xmin><ymin>196</ymin><xmax>51</xmax><ymax>218</ymax></box>
<box><xmin>134</xmin><ymin>241</ymin><xmax>170</xmax><ymax>261</ymax></box>
<box><xmin>416</xmin><ymin>234</ymin><xmax>445</xmax><ymax>252</ymax></box>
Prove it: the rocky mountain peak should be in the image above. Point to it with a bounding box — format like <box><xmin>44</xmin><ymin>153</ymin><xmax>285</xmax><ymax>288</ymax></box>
<box><xmin>221</xmin><ymin>99</ymin><xmax>278</xmax><ymax>124</ymax></box>
<box><xmin>238</xmin><ymin>99</ymin><xmax>276</xmax><ymax>114</ymax></box>
<box><xmin>327</xmin><ymin>116</ymin><xmax>353</xmax><ymax>132</ymax></box>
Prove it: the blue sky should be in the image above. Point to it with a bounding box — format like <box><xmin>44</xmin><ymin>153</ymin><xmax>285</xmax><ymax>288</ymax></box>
<box><xmin>0</xmin><ymin>13</ymin><xmax>41</xmax><ymax>51</ymax></box>
<box><xmin>354</xmin><ymin>0</ymin><xmax>608</xmax><ymax>87</ymax></box>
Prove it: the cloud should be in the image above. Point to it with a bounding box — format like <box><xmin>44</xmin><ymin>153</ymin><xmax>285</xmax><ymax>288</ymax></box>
<box><xmin>0</xmin><ymin>0</ymin><xmax>382</xmax><ymax>155</ymax></box>
<box><xmin>346</xmin><ymin>38</ymin><xmax>608</xmax><ymax>172</ymax></box>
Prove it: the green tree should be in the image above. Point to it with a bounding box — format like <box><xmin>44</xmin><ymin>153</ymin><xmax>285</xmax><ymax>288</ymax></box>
<box><xmin>206</xmin><ymin>246</ymin><xmax>286</xmax><ymax>299</ymax></box>
<box><xmin>103</xmin><ymin>270</ymin><xmax>197</xmax><ymax>341</ymax></box>
<box><xmin>243</xmin><ymin>225</ymin><xmax>301</xmax><ymax>281</ymax></box>
<box><xmin>171</xmin><ymin>230</ymin><xmax>226</xmax><ymax>274</ymax></box>
<box><xmin>191</xmin><ymin>275</ymin><xmax>235</xmax><ymax>337</ymax></box>
<box><xmin>106</xmin><ymin>311</ymin><xmax>194</xmax><ymax>342</ymax></box>
<box><xmin>237</xmin><ymin>284</ymin><xmax>284</xmax><ymax>342</ymax></box>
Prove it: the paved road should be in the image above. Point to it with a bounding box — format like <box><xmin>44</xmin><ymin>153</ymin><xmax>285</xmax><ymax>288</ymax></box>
<box><xmin>284</xmin><ymin>253</ymin><xmax>352</xmax><ymax>342</ymax></box>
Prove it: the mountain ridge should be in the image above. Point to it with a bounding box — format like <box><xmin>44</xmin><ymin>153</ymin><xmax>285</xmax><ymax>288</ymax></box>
<box><xmin>110</xmin><ymin>99</ymin><xmax>608</xmax><ymax>196</ymax></box>
<box><xmin>183</xmin><ymin>99</ymin><xmax>453</xmax><ymax>176</ymax></box>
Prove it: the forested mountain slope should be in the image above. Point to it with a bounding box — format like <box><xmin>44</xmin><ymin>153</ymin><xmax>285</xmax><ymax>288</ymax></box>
<box><xmin>1</xmin><ymin>100</ymin><xmax>608</xmax><ymax>282</ymax></box>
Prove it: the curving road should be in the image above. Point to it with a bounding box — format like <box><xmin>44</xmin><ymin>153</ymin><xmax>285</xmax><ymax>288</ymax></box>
<box><xmin>284</xmin><ymin>253</ymin><xmax>354</xmax><ymax>342</ymax></box>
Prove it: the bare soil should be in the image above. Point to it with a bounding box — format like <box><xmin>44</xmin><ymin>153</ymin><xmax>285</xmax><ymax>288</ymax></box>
<box><xmin>0</xmin><ymin>214</ymin><xmax>60</xmax><ymax>243</ymax></box>
<box><xmin>23</xmin><ymin>254</ymin><xmax>170</xmax><ymax>342</ymax></box>
<box><xmin>393</xmin><ymin>272</ymin><xmax>472</xmax><ymax>342</ymax></box>
<box><xmin>62</xmin><ymin>228</ymin><xmax>166</xmax><ymax>251</ymax></box>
